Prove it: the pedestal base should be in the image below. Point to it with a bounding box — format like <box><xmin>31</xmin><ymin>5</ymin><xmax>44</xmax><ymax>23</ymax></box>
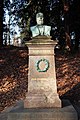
<box><xmin>24</xmin><ymin>92</ymin><xmax>61</xmax><ymax>108</ymax></box>
<box><xmin>25</xmin><ymin>37</ymin><xmax>61</xmax><ymax>109</ymax></box>
<box><xmin>7</xmin><ymin>100</ymin><xmax>78</xmax><ymax>120</ymax></box>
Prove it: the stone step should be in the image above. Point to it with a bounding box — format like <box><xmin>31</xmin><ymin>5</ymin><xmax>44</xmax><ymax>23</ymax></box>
<box><xmin>7</xmin><ymin>100</ymin><xmax>78</xmax><ymax>120</ymax></box>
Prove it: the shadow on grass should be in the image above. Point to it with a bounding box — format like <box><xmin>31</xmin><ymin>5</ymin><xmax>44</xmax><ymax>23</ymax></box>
<box><xmin>60</xmin><ymin>83</ymin><xmax>80</xmax><ymax>103</ymax></box>
<box><xmin>0</xmin><ymin>46</ymin><xmax>28</xmax><ymax>112</ymax></box>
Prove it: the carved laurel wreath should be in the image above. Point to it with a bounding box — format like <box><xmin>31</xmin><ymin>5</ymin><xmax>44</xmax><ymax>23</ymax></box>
<box><xmin>35</xmin><ymin>58</ymin><xmax>49</xmax><ymax>72</ymax></box>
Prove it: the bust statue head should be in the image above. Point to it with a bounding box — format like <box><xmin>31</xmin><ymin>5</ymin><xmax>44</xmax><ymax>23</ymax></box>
<box><xmin>30</xmin><ymin>12</ymin><xmax>51</xmax><ymax>37</ymax></box>
<box><xmin>36</xmin><ymin>12</ymin><xmax>44</xmax><ymax>25</ymax></box>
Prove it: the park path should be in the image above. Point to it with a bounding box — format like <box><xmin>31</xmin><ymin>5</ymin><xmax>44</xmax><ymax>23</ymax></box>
<box><xmin>0</xmin><ymin>100</ymin><xmax>80</xmax><ymax>120</ymax></box>
<box><xmin>0</xmin><ymin>100</ymin><xmax>23</xmax><ymax>120</ymax></box>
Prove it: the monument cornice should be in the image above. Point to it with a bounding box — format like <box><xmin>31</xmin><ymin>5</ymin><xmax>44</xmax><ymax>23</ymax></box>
<box><xmin>25</xmin><ymin>36</ymin><xmax>58</xmax><ymax>46</ymax></box>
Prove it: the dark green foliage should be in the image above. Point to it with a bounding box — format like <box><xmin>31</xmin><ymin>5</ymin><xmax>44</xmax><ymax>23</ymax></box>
<box><xmin>2</xmin><ymin>0</ymin><xmax>80</xmax><ymax>49</ymax></box>
<box><xmin>0</xmin><ymin>0</ymin><xmax>4</xmax><ymax>47</ymax></box>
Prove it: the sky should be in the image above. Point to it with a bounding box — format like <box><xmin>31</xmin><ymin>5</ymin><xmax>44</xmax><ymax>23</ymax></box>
<box><xmin>5</xmin><ymin>8</ymin><xmax>20</xmax><ymax>45</ymax></box>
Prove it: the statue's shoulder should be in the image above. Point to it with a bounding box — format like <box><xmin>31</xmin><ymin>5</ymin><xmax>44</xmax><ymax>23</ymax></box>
<box><xmin>44</xmin><ymin>25</ymin><xmax>51</xmax><ymax>30</ymax></box>
<box><xmin>30</xmin><ymin>25</ymin><xmax>37</xmax><ymax>31</ymax></box>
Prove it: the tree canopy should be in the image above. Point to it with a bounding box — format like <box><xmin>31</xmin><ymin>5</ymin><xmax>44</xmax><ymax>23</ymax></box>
<box><xmin>0</xmin><ymin>0</ymin><xmax>3</xmax><ymax>46</ymax></box>
<box><xmin>0</xmin><ymin>0</ymin><xmax>80</xmax><ymax>50</ymax></box>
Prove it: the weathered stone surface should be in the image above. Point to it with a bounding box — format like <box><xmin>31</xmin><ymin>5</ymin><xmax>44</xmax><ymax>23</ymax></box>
<box><xmin>7</xmin><ymin>100</ymin><xmax>78</xmax><ymax>120</ymax></box>
<box><xmin>24</xmin><ymin>36</ymin><xmax>61</xmax><ymax>108</ymax></box>
<box><xmin>24</xmin><ymin>92</ymin><xmax>61</xmax><ymax>108</ymax></box>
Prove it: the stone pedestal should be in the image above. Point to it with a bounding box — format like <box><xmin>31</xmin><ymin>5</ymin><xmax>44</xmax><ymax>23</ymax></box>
<box><xmin>7</xmin><ymin>100</ymin><xmax>78</xmax><ymax>120</ymax></box>
<box><xmin>24</xmin><ymin>36</ymin><xmax>61</xmax><ymax>108</ymax></box>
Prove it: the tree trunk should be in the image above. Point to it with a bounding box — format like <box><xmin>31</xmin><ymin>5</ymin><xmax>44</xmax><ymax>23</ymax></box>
<box><xmin>63</xmin><ymin>1</ymin><xmax>71</xmax><ymax>50</ymax></box>
<box><xmin>0</xmin><ymin>0</ymin><xmax>3</xmax><ymax>47</ymax></box>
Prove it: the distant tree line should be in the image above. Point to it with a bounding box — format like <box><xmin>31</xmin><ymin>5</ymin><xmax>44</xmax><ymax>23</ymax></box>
<box><xmin>0</xmin><ymin>0</ymin><xmax>80</xmax><ymax>51</ymax></box>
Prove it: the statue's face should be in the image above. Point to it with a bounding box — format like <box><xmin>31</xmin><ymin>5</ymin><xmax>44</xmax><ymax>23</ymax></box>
<box><xmin>36</xmin><ymin>13</ymin><xmax>44</xmax><ymax>25</ymax></box>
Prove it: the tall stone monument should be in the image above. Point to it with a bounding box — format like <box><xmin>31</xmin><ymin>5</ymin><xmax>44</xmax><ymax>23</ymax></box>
<box><xmin>7</xmin><ymin>12</ymin><xmax>78</xmax><ymax>120</ymax></box>
<box><xmin>24</xmin><ymin>12</ymin><xmax>61</xmax><ymax>108</ymax></box>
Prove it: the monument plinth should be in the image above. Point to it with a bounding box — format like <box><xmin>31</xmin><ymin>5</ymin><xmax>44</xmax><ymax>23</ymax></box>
<box><xmin>24</xmin><ymin>36</ymin><xmax>61</xmax><ymax>108</ymax></box>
